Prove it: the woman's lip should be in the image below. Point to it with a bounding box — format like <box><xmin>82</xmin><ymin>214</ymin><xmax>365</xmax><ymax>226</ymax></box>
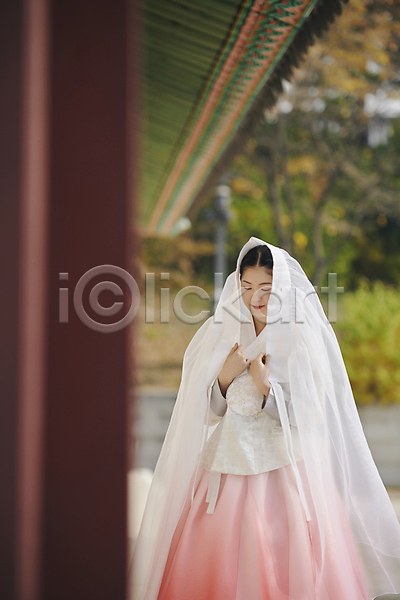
<box><xmin>251</xmin><ymin>304</ymin><xmax>264</xmax><ymax>309</ymax></box>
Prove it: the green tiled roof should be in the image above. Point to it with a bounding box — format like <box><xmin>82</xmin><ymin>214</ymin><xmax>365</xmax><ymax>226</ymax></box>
<box><xmin>139</xmin><ymin>0</ymin><xmax>347</xmax><ymax>236</ymax></box>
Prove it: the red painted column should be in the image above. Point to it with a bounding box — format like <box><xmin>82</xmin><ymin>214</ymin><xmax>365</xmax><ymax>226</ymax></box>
<box><xmin>17</xmin><ymin>0</ymin><xmax>51</xmax><ymax>598</ymax></box>
<box><xmin>0</xmin><ymin>0</ymin><xmax>139</xmax><ymax>597</ymax></box>
<box><xmin>0</xmin><ymin>1</ymin><xmax>27</xmax><ymax>598</ymax></box>
<box><xmin>41</xmin><ymin>0</ymin><xmax>135</xmax><ymax>598</ymax></box>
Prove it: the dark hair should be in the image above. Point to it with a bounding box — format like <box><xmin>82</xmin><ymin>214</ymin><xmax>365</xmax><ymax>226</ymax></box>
<box><xmin>239</xmin><ymin>245</ymin><xmax>273</xmax><ymax>280</ymax></box>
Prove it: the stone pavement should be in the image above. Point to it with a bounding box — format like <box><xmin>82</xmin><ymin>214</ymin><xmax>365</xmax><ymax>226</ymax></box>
<box><xmin>387</xmin><ymin>487</ymin><xmax>400</xmax><ymax>519</ymax></box>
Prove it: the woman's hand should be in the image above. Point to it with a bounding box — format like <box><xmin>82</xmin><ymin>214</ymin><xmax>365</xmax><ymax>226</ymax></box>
<box><xmin>218</xmin><ymin>342</ymin><xmax>250</xmax><ymax>397</ymax></box>
<box><xmin>249</xmin><ymin>352</ymin><xmax>271</xmax><ymax>397</ymax></box>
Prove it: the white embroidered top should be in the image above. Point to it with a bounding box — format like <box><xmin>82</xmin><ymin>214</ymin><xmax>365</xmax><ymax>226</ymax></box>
<box><xmin>198</xmin><ymin>367</ymin><xmax>303</xmax><ymax>513</ymax></box>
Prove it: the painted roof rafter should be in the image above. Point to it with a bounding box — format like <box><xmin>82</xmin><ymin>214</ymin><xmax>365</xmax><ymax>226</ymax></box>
<box><xmin>140</xmin><ymin>0</ymin><xmax>348</xmax><ymax>237</ymax></box>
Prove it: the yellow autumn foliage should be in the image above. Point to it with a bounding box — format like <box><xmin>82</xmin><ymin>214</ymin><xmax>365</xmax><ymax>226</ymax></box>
<box><xmin>287</xmin><ymin>156</ymin><xmax>318</xmax><ymax>176</ymax></box>
<box><xmin>334</xmin><ymin>282</ymin><xmax>400</xmax><ymax>406</ymax></box>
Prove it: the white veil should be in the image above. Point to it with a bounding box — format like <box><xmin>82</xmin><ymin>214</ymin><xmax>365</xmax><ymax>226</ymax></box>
<box><xmin>128</xmin><ymin>236</ymin><xmax>400</xmax><ymax>600</ymax></box>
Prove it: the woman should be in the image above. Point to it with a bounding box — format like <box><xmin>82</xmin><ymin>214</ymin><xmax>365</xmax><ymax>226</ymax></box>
<box><xmin>129</xmin><ymin>236</ymin><xmax>400</xmax><ymax>600</ymax></box>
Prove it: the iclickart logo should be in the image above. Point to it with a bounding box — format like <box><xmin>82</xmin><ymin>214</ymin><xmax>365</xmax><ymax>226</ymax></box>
<box><xmin>58</xmin><ymin>267</ymin><xmax>343</xmax><ymax>333</ymax></box>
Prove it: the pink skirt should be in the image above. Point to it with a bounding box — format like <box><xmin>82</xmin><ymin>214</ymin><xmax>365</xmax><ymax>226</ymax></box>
<box><xmin>157</xmin><ymin>463</ymin><xmax>369</xmax><ymax>600</ymax></box>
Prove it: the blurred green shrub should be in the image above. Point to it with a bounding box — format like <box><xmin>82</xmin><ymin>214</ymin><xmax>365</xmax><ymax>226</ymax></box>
<box><xmin>334</xmin><ymin>281</ymin><xmax>400</xmax><ymax>406</ymax></box>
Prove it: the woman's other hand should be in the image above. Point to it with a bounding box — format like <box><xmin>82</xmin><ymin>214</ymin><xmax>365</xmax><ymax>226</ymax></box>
<box><xmin>249</xmin><ymin>352</ymin><xmax>271</xmax><ymax>397</ymax></box>
<box><xmin>218</xmin><ymin>343</ymin><xmax>250</xmax><ymax>397</ymax></box>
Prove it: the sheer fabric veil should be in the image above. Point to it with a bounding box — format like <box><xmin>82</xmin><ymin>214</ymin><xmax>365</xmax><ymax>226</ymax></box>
<box><xmin>128</xmin><ymin>236</ymin><xmax>400</xmax><ymax>600</ymax></box>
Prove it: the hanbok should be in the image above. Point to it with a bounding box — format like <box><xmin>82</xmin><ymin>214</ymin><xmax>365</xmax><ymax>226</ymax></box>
<box><xmin>157</xmin><ymin>366</ymin><xmax>368</xmax><ymax>600</ymax></box>
<box><xmin>129</xmin><ymin>237</ymin><xmax>400</xmax><ymax>600</ymax></box>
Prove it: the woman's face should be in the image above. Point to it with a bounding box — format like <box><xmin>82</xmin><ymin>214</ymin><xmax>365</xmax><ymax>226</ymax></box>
<box><xmin>240</xmin><ymin>266</ymin><xmax>273</xmax><ymax>322</ymax></box>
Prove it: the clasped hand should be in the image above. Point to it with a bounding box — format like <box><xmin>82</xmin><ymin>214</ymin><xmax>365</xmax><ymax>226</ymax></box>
<box><xmin>217</xmin><ymin>342</ymin><xmax>271</xmax><ymax>399</ymax></box>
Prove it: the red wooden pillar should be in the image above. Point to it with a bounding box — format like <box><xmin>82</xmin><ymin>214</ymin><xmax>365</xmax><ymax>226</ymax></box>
<box><xmin>0</xmin><ymin>0</ymin><xmax>139</xmax><ymax>597</ymax></box>
<box><xmin>0</xmin><ymin>2</ymin><xmax>30</xmax><ymax>598</ymax></box>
